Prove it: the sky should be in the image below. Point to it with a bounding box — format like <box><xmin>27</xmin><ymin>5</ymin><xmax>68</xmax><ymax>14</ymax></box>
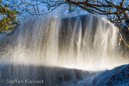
<box><xmin>0</xmin><ymin>0</ymin><xmax>129</xmax><ymax>22</ymax></box>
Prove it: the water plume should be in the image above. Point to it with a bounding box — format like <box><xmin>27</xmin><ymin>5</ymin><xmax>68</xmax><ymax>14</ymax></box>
<box><xmin>0</xmin><ymin>14</ymin><xmax>128</xmax><ymax>86</ymax></box>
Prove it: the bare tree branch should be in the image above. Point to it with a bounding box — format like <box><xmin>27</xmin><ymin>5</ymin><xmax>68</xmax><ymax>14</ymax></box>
<box><xmin>65</xmin><ymin>0</ymin><xmax>129</xmax><ymax>24</ymax></box>
<box><xmin>4</xmin><ymin>0</ymin><xmax>128</xmax><ymax>24</ymax></box>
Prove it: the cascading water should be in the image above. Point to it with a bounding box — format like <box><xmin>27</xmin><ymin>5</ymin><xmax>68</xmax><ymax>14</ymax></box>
<box><xmin>0</xmin><ymin>14</ymin><xmax>128</xmax><ymax>86</ymax></box>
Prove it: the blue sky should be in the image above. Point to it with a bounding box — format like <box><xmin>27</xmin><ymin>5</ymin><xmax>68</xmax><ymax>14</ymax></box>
<box><xmin>0</xmin><ymin>0</ymin><xmax>129</xmax><ymax>22</ymax></box>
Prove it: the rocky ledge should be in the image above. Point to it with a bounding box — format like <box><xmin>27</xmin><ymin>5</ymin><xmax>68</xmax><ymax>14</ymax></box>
<box><xmin>92</xmin><ymin>64</ymin><xmax>129</xmax><ymax>86</ymax></box>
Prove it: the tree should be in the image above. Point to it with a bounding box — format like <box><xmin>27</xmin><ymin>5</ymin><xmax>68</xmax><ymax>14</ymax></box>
<box><xmin>1</xmin><ymin>0</ymin><xmax>129</xmax><ymax>25</ymax></box>
<box><xmin>12</xmin><ymin>0</ymin><xmax>128</xmax><ymax>24</ymax></box>
<box><xmin>65</xmin><ymin>0</ymin><xmax>129</xmax><ymax>24</ymax></box>
<box><xmin>0</xmin><ymin>0</ymin><xmax>20</xmax><ymax>33</ymax></box>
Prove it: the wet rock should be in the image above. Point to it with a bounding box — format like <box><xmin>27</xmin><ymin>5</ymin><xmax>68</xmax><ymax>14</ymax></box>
<box><xmin>93</xmin><ymin>64</ymin><xmax>129</xmax><ymax>86</ymax></box>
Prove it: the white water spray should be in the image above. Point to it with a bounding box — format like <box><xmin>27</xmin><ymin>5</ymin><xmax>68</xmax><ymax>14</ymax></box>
<box><xmin>0</xmin><ymin>14</ymin><xmax>128</xmax><ymax>86</ymax></box>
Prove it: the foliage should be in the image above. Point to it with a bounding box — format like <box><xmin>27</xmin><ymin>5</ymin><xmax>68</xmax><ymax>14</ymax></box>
<box><xmin>0</xmin><ymin>0</ymin><xmax>20</xmax><ymax>33</ymax></box>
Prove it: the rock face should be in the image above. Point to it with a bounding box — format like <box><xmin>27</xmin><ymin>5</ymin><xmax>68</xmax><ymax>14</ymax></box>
<box><xmin>116</xmin><ymin>19</ymin><xmax>129</xmax><ymax>57</ymax></box>
<box><xmin>121</xmin><ymin>19</ymin><xmax>129</xmax><ymax>38</ymax></box>
<box><xmin>124</xmin><ymin>19</ymin><xmax>129</xmax><ymax>27</ymax></box>
<box><xmin>93</xmin><ymin>64</ymin><xmax>129</xmax><ymax>86</ymax></box>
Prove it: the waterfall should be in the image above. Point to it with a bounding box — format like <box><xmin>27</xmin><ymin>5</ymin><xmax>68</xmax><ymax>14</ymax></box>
<box><xmin>0</xmin><ymin>14</ymin><xmax>128</xmax><ymax>86</ymax></box>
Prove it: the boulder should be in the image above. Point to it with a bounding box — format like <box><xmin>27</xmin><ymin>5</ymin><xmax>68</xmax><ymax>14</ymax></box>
<box><xmin>93</xmin><ymin>64</ymin><xmax>129</xmax><ymax>86</ymax></box>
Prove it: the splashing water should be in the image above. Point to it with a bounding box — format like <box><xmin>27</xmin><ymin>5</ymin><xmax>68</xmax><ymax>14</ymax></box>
<box><xmin>0</xmin><ymin>14</ymin><xmax>128</xmax><ymax>86</ymax></box>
